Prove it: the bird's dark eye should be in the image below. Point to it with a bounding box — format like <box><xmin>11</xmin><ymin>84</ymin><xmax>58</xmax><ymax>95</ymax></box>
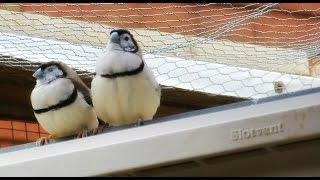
<box><xmin>124</xmin><ymin>37</ymin><xmax>129</xmax><ymax>41</ymax></box>
<box><xmin>48</xmin><ymin>68</ymin><xmax>53</xmax><ymax>72</ymax></box>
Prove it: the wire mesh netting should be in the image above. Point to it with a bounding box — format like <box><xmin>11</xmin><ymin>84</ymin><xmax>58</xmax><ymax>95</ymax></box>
<box><xmin>0</xmin><ymin>119</ymin><xmax>48</xmax><ymax>148</ymax></box>
<box><xmin>0</xmin><ymin>3</ymin><xmax>320</xmax><ymax>147</ymax></box>
<box><xmin>1</xmin><ymin>3</ymin><xmax>320</xmax><ymax>98</ymax></box>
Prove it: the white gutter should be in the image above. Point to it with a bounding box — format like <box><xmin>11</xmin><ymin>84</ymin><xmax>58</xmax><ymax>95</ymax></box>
<box><xmin>0</xmin><ymin>87</ymin><xmax>319</xmax><ymax>176</ymax></box>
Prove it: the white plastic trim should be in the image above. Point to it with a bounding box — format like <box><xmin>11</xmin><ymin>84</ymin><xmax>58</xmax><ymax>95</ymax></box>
<box><xmin>0</xmin><ymin>88</ymin><xmax>320</xmax><ymax>176</ymax></box>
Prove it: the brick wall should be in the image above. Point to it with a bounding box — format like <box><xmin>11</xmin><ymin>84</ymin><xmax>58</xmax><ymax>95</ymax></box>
<box><xmin>2</xmin><ymin>3</ymin><xmax>317</xmax><ymax>48</ymax></box>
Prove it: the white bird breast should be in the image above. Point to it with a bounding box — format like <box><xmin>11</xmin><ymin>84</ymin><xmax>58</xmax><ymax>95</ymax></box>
<box><xmin>95</xmin><ymin>50</ymin><xmax>142</xmax><ymax>75</ymax></box>
<box><xmin>91</xmin><ymin>71</ymin><xmax>160</xmax><ymax>126</ymax></box>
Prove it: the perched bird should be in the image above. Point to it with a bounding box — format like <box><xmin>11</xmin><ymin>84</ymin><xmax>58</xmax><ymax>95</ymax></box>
<box><xmin>91</xmin><ymin>29</ymin><xmax>161</xmax><ymax>127</ymax></box>
<box><xmin>30</xmin><ymin>61</ymin><xmax>99</xmax><ymax>146</ymax></box>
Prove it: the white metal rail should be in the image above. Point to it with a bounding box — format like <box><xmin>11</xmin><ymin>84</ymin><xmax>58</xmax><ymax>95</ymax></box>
<box><xmin>0</xmin><ymin>87</ymin><xmax>320</xmax><ymax>176</ymax></box>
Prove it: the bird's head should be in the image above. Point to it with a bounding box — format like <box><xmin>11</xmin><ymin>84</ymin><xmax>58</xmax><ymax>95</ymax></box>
<box><xmin>108</xmin><ymin>29</ymin><xmax>140</xmax><ymax>54</ymax></box>
<box><xmin>33</xmin><ymin>61</ymin><xmax>67</xmax><ymax>86</ymax></box>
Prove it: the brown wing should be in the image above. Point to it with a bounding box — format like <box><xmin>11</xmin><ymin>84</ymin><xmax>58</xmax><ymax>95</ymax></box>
<box><xmin>70</xmin><ymin>77</ymin><xmax>93</xmax><ymax>106</ymax></box>
<box><xmin>57</xmin><ymin>62</ymin><xmax>93</xmax><ymax>106</ymax></box>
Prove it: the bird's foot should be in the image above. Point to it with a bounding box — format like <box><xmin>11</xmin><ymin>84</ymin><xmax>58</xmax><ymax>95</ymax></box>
<box><xmin>77</xmin><ymin>123</ymin><xmax>110</xmax><ymax>138</ymax></box>
<box><xmin>92</xmin><ymin>122</ymin><xmax>110</xmax><ymax>135</ymax></box>
<box><xmin>77</xmin><ymin>126</ymin><xmax>91</xmax><ymax>138</ymax></box>
<box><xmin>135</xmin><ymin>119</ymin><xmax>144</xmax><ymax>126</ymax></box>
<box><xmin>89</xmin><ymin>124</ymin><xmax>108</xmax><ymax>136</ymax></box>
<box><xmin>36</xmin><ymin>135</ymin><xmax>54</xmax><ymax>146</ymax></box>
<box><xmin>91</xmin><ymin>119</ymin><xmax>111</xmax><ymax>135</ymax></box>
<box><xmin>36</xmin><ymin>137</ymin><xmax>49</xmax><ymax>146</ymax></box>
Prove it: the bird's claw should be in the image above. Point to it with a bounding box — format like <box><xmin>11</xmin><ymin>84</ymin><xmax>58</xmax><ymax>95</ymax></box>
<box><xmin>77</xmin><ymin>128</ymin><xmax>90</xmax><ymax>138</ymax></box>
<box><xmin>36</xmin><ymin>137</ymin><xmax>50</xmax><ymax>146</ymax></box>
<box><xmin>92</xmin><ymin>123</ymin><xmax>111</xmax><ymax>135</ymax></box>
<box><xmin>135</xmin><ymin>119</ymin><xmax>144</xmax><ymax>126</ymax></box>
<box><xmin>76</xmin><ymin>123</ymin><xmax>109</xmax><ymax>138</ymax></box>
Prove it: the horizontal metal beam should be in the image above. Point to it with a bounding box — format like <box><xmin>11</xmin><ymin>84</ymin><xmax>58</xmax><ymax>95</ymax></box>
<box><xmin>0</xmin><ymin>87</ymin><xmax>320</xmax><ymax>176</ymax></box>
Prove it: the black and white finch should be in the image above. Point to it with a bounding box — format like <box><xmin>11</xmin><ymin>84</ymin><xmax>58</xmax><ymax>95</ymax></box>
<box><xmin>30</xmin><ymin>61</ymin><xmax>99</xmax><ymax>146</ymax></box>
<box><xmin>91</xmin><ymin>29</ymin><xmax>161</xmax><ymax>127</ymax></box>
